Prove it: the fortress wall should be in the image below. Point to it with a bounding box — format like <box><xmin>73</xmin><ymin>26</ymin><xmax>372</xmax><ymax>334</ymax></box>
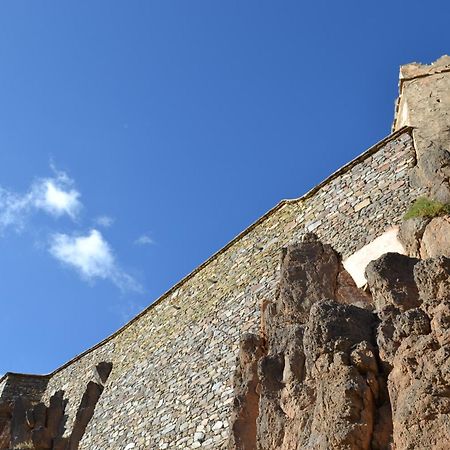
<box><xmin>36</xmin><ymin>129</ymin><xmax>421</xmax><ymax>450</ymax></box>
<box><xmin>0</xmin><ymin>374</ymin><xmax>50</xmax><ymax>448</ymax></box>
<box><xmin>393</xmin><ymin>55</ymin><xmax>450</xmax><ymax>154</ymax></box>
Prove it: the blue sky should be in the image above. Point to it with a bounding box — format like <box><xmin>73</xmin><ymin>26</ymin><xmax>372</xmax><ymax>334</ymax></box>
<box><xmin>0</xmin><ymin>1</ymin><xmax>448</xmax><ymax>375</ymax></box>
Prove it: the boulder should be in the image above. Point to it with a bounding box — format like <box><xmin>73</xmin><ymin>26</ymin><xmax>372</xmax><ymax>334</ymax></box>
<box><xmin>398</xmin><ymin>217</ymin><xmax>430</xmax><ymax>258</ymax></box>
<box><xmin>276</xmin><ymin>234</ymin><xmax>339</xmax><ymax>324</ymax></box>
<box><xmin>365</xmin><ymin>253</ymin><xmax>420</xmax><ymax>311</ymax></box>
<box><xmin>420</xmin><ymin>216</ymin><xmax>450</xmax><ymax>258</ymax></box>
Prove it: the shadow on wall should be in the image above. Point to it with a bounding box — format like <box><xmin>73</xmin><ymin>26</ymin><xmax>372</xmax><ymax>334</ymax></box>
<box><xmin>2</xmin><ymin>362</ymin><xmax>112</xmax><ymax>450</ymax></box>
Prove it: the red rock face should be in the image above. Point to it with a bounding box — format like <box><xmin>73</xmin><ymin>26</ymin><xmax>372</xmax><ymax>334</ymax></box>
<box><xmin>0</xmin><ymin>404</ymin><xmax>11</xmax><ymax>449</ymax></box>
<box><xmin>384</xmin><ymin>257</ymin><xmax>450</xmax><ymax>449</ymax></box>
<box><xmin>420</xmin><ymin>216</ymin><xmax>450</xmax><ymax>259</ymax></box>
<box><xmin>0</xmin><ymin>363</ymin><xmax>112</xmax><ymax>450</ymax></box>
<box><xmin>228</xmin><ymin>334</ymin><xmax>264</xmax><ymax>450</ymax></box>
<box><xmin>228</xmin><ymin>236</ymin><xmax>450</xmax><ymax>450</ymax></box>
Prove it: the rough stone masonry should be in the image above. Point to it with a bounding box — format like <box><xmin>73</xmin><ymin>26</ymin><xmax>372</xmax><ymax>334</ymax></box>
<box><xmin>1</xmin><ymin>56</ymin><xmax>449</xmax><ymax>449</ymax></box>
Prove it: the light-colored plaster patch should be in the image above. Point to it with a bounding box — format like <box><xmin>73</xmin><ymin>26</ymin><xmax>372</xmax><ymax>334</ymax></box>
<box><xmin>343</xmin><ymin>227</ymin><xmax>406</xmax><ymax>287</ymax></box>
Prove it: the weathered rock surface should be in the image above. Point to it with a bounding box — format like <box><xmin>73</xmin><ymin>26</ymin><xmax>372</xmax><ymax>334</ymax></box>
<box><xmin>365</xmin><ymin>253</ymin><xmax>420</xmax><ymax>312</ymax></box>
<box><xmin>228</xmin><ymin>236</ymin><xmax>450</xmax><ymax>449</ymax></box>
<box><xmin>275</xmin><ymin>234</ymin><xmax>340</xmax><ymax>324</ymax></box>
<box><xmin>411</xmin><ymin>147</ymin><xmax>450</xmax><ymax>203</ymax></box>
<box><xmin>375</xmin><ymin>256</ymin><xmax>450</xmax><ymax>449</ymax></box>
<box><xmin>229</xmin><ymin>333</ymin><xmax>264</xmax><ymax>450</ymax></box>
<box><xmin>399</xmin><ymin>215</ymin><xmax>450</xmax><ymax>261</ymax></box>
<box><xmin>398</xmin><ymin>217</ymin><xmax>430</xmax><ymax>258</ymax></box>
<box><xmin>420</xmin><ymin>216</ymin><xmax>450</xmax><ymax>258</ymax></box>
<box><xmin>0</xmin><ymin>363</ymin><xmax>112</xmax><ymax>450</ymax></box>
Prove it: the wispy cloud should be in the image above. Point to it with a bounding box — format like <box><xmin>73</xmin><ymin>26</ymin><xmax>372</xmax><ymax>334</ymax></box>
<box><xmin>49</xmin><ymin>229</ymin><xmax>142</xmax><ymax>292</ymax></box>
<box><xmin>94</xmin><ymin>215</ymin><xmax>115</xmax><ymax>228</ymax></box>
<box><xmin>0</xmin><ymin>188</ymin><xmax>31</xmax><ymax>231</ymax></box>
<box><xmin>0</xmin><ymin>169</ymin><xmax>81</xmax><ymax>232</ymax></box>
<box><xmin>1</xmin><ymin>165</ymin><xmax>144</xmax><ymax>294</ymax></box>
<box><xmin>33</xmin><ymin>176</ymin><xmax>81</xmax><ymax>219</ymax></box>
<box><xmin>134</xmin><ymin>234</ymin><xmax>154</xmax><ymax>246</ymax></box>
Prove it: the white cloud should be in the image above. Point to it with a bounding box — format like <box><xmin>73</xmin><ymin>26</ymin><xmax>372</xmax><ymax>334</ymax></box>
<box><xmin>49</xmin><ymin>229</ymin><xmax>142</xmax><ymax>292</ymax></box>
<box><xmin>33</xmin><ymin>177</ymin><xmax>81</xmax><ymax>219</ymax></box>
<box><xmin>134</xmin><ymin>234</ymin><xmax>154</xmax><ymax>246</ymax></box>
<box><xmin>95</xmin><ymin>215</ymin><xmax>115</xmax><ymax>228</ymax></box>
<box><xmin>1</xmin><ymin>166</ymin><xmax>144</xmax><ymax>294</ymax></box>
<box><xmin>50</xmin><ymin>229</ymin><xmax>113</xmax><ymax>278</ymax></box>
<box><xmin>0</xmin><ymin>188</ymin><xmax>31</xmax><ymax>231</ymax></box>
<box><xmin>0</xmin><ymin>169</ymin><xmax>81</xmax><ymax>232</ymax></box>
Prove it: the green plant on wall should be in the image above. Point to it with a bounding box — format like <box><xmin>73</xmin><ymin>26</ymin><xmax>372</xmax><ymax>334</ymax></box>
<box><xmin>404</xmin><ymin>197</ymin><xmax>450</xmax><ymax>220</ymax></box>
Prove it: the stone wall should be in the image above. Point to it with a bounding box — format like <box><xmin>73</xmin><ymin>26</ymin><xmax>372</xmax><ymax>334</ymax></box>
<box><xmin>0</xmin><ymin>374</ymin><xmax>49</xmax><ymax>405</ymax></box>
<box><xmin>394</xmin><ymin>55</ymin><xmax>450</xmax><ymax>153</ymax></box>
<box><xmin>0</xmin><ymin>128</ymin><xmax>422</xmax><ymax>450</ymax></box>
<box><xmin>393</xmin><ymin>56</ymin><xmax>450</xmax><ymax>203</ymax></box>
<box><xmin>0</xmin><ymin>374</ymin><xmax>50</xmax><ymax>448</ymax></box>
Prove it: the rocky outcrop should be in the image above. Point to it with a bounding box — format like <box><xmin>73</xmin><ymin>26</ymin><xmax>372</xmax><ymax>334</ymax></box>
<box><xmin>228</xmin><ymin>334</ymin><xmax>264</xmax><ymax>450</ymax></box>
<box><xmin>228</xmin><ymin>235</ymin><xmax>450</xmax><ymax>449</ymax></box>
<box><xmin>0</xmin><ymin>362</ymin><xmax>112</xmax><ymax>450</ymax></box>
<box><xmin>399</xmin><ymin>215</ymin><xmax>450</xmax><ymax>260</ymax></box>
<box><xmin>420</xmin><ymin>216</ymin><xmax>450</xmax><ymax>258</ymax></box>
<box><xmin>397</xmin><ymin>217</ymin><xmax>430</xmax><ymax>259</ymax></box>
<box><xmin>371</xmin><ymin>255</ymin><xmax>450</xmax><ymax>449</ymax></box>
